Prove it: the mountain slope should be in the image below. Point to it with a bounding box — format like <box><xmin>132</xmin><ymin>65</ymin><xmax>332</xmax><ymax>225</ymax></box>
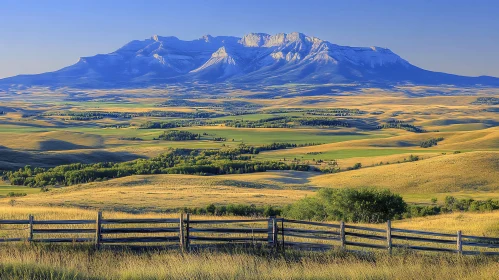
<box><xmin>1</xmin><ymin>32</ymin><xmax>498</xmax><ymax>88</ymax></box>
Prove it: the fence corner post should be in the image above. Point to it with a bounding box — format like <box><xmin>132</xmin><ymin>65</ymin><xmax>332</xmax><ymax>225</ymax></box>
<box><xmin>281</xmin><ymin>218</ymin><xmax>285</xmax><ymax>255</ymax></box>
<box><xmin>273</xmin><ymin>217</ymin><xmax>278</xmax><ymax>251</ymax></box>
<box><xmin>457</xmin><ymin>230</ymin><xmax>462</xmax><ymax>255</ymax></box>
<box><xmin>185</xmin><ymin>213</ymin><xmax>190</xmax><ymax>252</ymax></box>
<box><xmin>340</xmin><ymin>221</ymin><xmax>346</xmax><ymax>250</ymax></box>
<box><xmin>95</xmin><ymin>211</ymin><xmax>102</xmax><ymax>249</ymax></box>
<box><xmin>386</xmin><ymin>220</ymin><xmax>392</xmax><ymax>255</ymax></box>
<box><xmin>268</xmin><ymin>216</ymin><xmax>277</xmax><ymax>249</ymax></box>
<box><xmin>179</xmin><ymin>213</ymin><xmax>185</xmax><ymax>252</ymax></box>
<box><xmin>28</xmin><ymin>214</ymin><xmax>34</xmax><ymax>242</ymax></box>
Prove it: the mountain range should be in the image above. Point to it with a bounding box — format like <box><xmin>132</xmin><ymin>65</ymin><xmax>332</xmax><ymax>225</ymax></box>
<box><xmin>1</xmin><ymin>32</ymin><xmax>499</xmax><ymax>88</ymax></box>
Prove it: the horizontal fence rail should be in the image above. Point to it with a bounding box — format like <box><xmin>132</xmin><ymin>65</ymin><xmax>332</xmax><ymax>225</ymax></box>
<box><xmin>0</xmin><ymin>213</ymin><xmax>497</xmax><ymax>256</ymax></box>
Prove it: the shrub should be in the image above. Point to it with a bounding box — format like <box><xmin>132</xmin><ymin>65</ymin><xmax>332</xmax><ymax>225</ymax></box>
<box><xmin>283</xmin><ymin>188</ymin><xmax>407</xmax><ymax>223</ymax></box>
<box><xmin>406</xmin><ymin>155</ymin><xmax>419</xmax><ymax>162</ymax></box>
<box><xmin>442</xmin><ymin>196</ymin><xmax>498</xmax><ymax>212</ymax></box>
<box><xmin>183</xmin><ymin>203</ymin><xmax>282</xmax><ymax>217</ymax></box>
<box><xmin>420</xmin><ymin>137</ymin><xmax>444</xmax><ymax>148</ymax></box>
<box><xmin>353</xmin><ymin>163</ymin><xmax>362</xmax><ymax>169</ymax></box>
<box><xmin>6</xmin><ymin>192</ymin><xmax>27</xmax><ymax>197</ymax></box>
<box><xmin>403</xmin><ymin>205</ymin><xmax>441</xmax><ymax>218</ymax></box>
<box><xmin>158</xmin><ymin>130</ymin><xmax>201</xmax><ymax>141</ymax></box>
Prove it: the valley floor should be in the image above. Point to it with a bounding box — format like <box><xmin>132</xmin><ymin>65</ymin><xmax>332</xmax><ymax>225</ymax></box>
<box><xmin>2</xmin><ymin>150</ymin><xmax>497</xmax><ymax>213</ymax></box>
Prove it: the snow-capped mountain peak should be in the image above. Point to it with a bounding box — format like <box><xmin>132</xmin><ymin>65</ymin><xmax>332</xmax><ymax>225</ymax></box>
<box><xmin>1</xmin><ymin>32</ymin><xmax>498</xmax><ymax>88</ymax></box>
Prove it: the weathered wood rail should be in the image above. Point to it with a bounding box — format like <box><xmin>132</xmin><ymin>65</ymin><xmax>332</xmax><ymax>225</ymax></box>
<box><xmin>0</xmin><ymin>213</ymin><xmax>498</xmax><ymax>256</ymax></box>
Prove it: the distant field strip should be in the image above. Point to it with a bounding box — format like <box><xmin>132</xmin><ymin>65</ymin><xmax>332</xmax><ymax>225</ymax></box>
<box><xmin>256</xmin><ymin>148</ymin><xmax>441</xmax><ymax>161</ymax></box>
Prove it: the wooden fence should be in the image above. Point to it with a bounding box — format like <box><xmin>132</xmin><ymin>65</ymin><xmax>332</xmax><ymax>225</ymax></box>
<box><xmin>0</xmin><ymin>213</ymin><xmax>498</xmax><ymax>256</ymax></box>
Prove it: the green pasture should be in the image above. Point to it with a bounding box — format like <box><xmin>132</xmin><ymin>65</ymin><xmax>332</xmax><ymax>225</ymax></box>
<box><xmin>212</xmin><ymin>113</ymin><xmax>277</xmax><ymax>121</ymax></box>
<box><xmin>0</xmin><ymin>186</ymin><xmax>40</xmax><ymax>197</ymax></box>
<box><xmin>255</xmin><ymin>148</ymin><xmax>445</xmax><ymax>161</ymax></box>
<box><xmin>0</xmin><ymin>125</ymin><xmax>51</xmax><ymax>133</ymax></box>
<box><xmin>176</xmin><ymin>127</ymin><xmax>387</xmax><ymax>145</ymax></box>
<box><xmin>402</xmin><ymin>191</ymin><xmax>499</xmax><ymax>204</ymax></box>
<box><xmin>212</xmin><ymin>112</ymin><xmax>307</xmax><ymax>121</ymax></box>
<box><xmin>51</xmin><ymin>101</ymin><xmax>156</xmax><ymax>109</ymax></box>
<box><xmin>433</xmin><ymin>123</ymin><xmax>491</xmax><ymax>132</ymax></box>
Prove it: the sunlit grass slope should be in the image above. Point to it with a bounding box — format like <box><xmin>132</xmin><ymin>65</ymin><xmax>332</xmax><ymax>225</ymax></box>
<box><xmin>311</xmin><ymin>151</ymin><xmax>499</xmax><ymax>195</ymax></box>
<box><xmin>0</xmin><ymin>172</ymin><xmax>317</xmax><ymax>212</ymax></box>
<box><xmin>3</xmin><ymin>150</ymin><xmax>498</xmax><ymax>210</ymax></box>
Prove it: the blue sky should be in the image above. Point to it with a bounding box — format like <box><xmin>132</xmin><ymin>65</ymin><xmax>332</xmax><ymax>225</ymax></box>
<box><xmin>1</xmin><ymin>0</ymin><xmax>498</xmax><ymax>78</ymax></box>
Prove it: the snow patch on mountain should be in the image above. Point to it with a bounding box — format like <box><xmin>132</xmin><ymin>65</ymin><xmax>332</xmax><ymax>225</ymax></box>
<box><xmin>1</xmin><ymin>32</ymin><xmax>497</xmax><ymax>88</ymax></box>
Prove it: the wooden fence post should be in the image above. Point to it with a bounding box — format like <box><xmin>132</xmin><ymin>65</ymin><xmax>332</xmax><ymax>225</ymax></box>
<box><xmin>386</xmin><ymin>220</ymin><xmax>392</xmax><ymax>255</ymax></box>
<box><xmin>268</xmin><ymin>216</ymin><xmax>277</xmax><ymax>249</ymax></box>
<box><xmin>273</xmin><ymin>217</ymin><xmax>278</xmax><ymax>252</ymax></box>
<box><xmin>457</xmin><ymin>230</ymin><xmax>462</xmax><ymax>255</ymax></box>
<box><xmin>95</xmin><ymin>211</ymin><xmax>102</xmax><ymax>249</ymax></box>
<box><xmin>185</xmin><ymin>213</ymin><xmax>190</xmax><ymax>252</ymax></box>
<box><xmin>179</xmin><ymin>213</ymin><xmax>184</xmax><ymax>252</ymax></box>
<box><xmin>281</xmin><ymin>219</ymin><xmax>285</xmax><ymax>254</ymax></box>
<box><xmin>340</xmin><ymin>221</ymin><xmax>345</xmax><ymax>250</ymax></box>
<box><xmin>268</xmin><ymin>217</ymin><xmax>272</xmax><ymax>247</ymax></box>
<box><xmin>28</xmin><ymin>214</ymin><xmax>34</xmax><ymax>242</ymax></box>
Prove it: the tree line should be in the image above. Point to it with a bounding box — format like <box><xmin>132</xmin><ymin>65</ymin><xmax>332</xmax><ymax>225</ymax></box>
<box><xmin>2</xmin><ymin>146</ymin><xmax>311</xmax><ymax>187</ymax></box>
<box><xmin>379</xmin><ymin>120</ymin><xmax>426</xmax><ymax>133</ymax></box>
<box><xmin>140</xmin><ymin>120</ymin><xmax>211</xmax><ymax>129</ymax></box>
<box><xmin>156</xmin><ymin>130</ymin><xmax>201</xmax><ymax>141</ymax></box>
<box><xmin>158</xmin><ymin>99</ymin><xmax>263</xmax><ymax>113</ymax></box>
<box><xmin>420</xmin><ymin>137</ymin><xmax>444</xmax><ymax>148</ymax></box>
<box><xmin>224</xmin><ymin>116</ymin><xmax>350</xmax><ymax>129</ymax></box>
<box><xmin>471</xmin><ymin>97</ymin><xmax>499</xmax><ymax>105</ymax></box>
<box><xmin>264</xmin><ymin>108</ymin><xmax>365</xmax><ymax>115</ymax></box>
<box><xmin>42</xmin><ymin>110</ymin><xmax>227</xmax><ymax>121</ymax></box>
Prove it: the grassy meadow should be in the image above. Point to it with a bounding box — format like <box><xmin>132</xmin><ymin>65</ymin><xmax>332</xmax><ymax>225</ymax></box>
<box><xmin>1</xmin><ymin>86</ymin><xmax>498</xmax><ymax>278</ymax></box>
<box><xmin>1</xmin><ymin>244</ymin><xmax>498</xmax><ymax>280</ymax></box>
<box><xmin>1</xmin><ymin>89</ymin><xmax>498</xmax><ymax>206</ymax></box>
<box><xmin>0</xmin><ymin>185</ymin><xmax>40</xmax><ymax>197</ymax></box>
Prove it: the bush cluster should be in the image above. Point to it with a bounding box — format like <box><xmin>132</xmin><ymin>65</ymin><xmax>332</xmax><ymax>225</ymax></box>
<box><xmin>282</xmin><ymin>188</ymin><xmax>407</xmax><ymax>223</ymax></box>
<box><xmin>183</xmin><ymin>204</ymin><xmax>281</xmax><ymax>217</ymax></box>
<box><xmin>157</xmin><ymin>130</ymin><xmax>200</xmax><ymax>141</ymax></box>
<box><xmin>379</xmin><ymin>120</ymin><xmax>425</xmax><ymax>133</ymax></box>
<box><xmin>420</xmin><ymin>137</ymin><xmax>444</xmax><ymax>148</ymax></box>
<box><xmin>442</xmin><ymin>196</ymin><xmax>498</xmax><ymax>212</ymax></box>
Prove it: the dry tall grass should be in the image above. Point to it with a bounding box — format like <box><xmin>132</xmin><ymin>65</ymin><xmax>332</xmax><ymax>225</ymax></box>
<box><xmin>0</xmin><ymin>244</ymin><xmax>497</xmax><ymax>280</ymax></box>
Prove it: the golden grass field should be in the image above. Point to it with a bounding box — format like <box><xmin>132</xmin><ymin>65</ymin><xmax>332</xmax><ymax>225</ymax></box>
<box><xmin>0</xmin><ymin>172</ymin><xmax>317</xmax><ymax>212</ymax></box>
<box><xmin>2</xmin><ymin>151</ymin><xmax>497</xmax><ymax>212</ymax></box>
<box><xmin>0</xmin><ymin>244</ymin><xmax>497</xmax><ymax>280</ymax></box>
<box><xmin>0</xmin><ymin>206</ymin><xmax>498</xmax><ymax>279</ymax></box>
<box><xmin>311</xmin><ymin>151</ymin><xmax>499</xmax><ymax>194</ymax></box>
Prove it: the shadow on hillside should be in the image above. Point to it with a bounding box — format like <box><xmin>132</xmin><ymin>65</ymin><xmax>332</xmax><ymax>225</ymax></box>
<box><xmin>0</xmin><ymin>145</ymin><xmax>145</xmax><ymax>170</ymax></box>
<box><xmin>37</xmin><ymin>139</ymin><xmax>91</xmax><ymax>151</ymax></box>
<box><xmin>263</xmin><ymin>170</ymin><xmax>318</xmax><ymax>185</ymax></box>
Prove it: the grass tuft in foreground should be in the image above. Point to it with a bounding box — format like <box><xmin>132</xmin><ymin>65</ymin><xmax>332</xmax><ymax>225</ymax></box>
<box><xmin>0</xmin><ymin>244</ymin><xmax>497</xmax><ymax>280</ymax></box>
